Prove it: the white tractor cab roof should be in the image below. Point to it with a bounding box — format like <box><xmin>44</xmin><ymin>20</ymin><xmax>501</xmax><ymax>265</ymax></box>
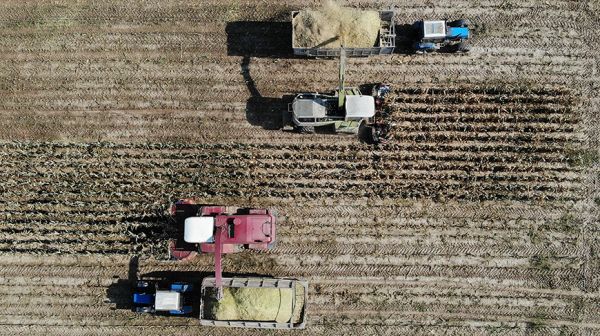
<box><xmin>423</xmin><ymin>20</ymin><xmax>446</xmax><ymax>39</ymax></box>
<box><xmin>154</xmin><ymin>291</ymin><xmax>182</xmax><ymax>311</ymax></box>
<box><xmin>345</xmin><ymin>95</ymin><xmax>375</xmax><ymax>119</ymax></box>
<box><xmin>293</xmin><ymin>98</ymin><xmax>327</xmax><ymax>118</ymax></box>
<box><xmin>184</xmin><ymin>216</ymin><xmax>215</xmax><ymax>243</ymax></box>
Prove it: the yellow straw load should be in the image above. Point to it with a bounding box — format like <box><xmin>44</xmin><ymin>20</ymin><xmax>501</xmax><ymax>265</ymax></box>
<box><xmin>293</xmin><ymin>1</ymin><xmax>381</xmax><ymax>48</ymax></box>
<box><xmin>208</xmin><ymin>287</ymin><xmax>294</xmax><ymax>323</ymax></box>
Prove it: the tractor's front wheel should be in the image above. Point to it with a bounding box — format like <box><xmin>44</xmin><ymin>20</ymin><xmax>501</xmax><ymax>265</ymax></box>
<box><xmin>448</xmin><ymin>19</ymin><xmax>470</xmax><ymax>27</ymax></box>
<box><xmin>135</xmin><ymin>306</ymin><xmax>153</xmax><ymax>314</ymax></box>
<box><xmin>136</xmin><ymin>281</ymin><xmax>150</xmax><ymax>289</ymax></box>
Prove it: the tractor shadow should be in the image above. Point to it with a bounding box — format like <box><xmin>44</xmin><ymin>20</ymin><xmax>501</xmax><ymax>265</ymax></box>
<box><xmin>394</xmin><ymin>23</ymin><xmax>418</xmax><ymax>54</ymax></box>
<box><xmin>104</xmin><ymin>256</ymin><xmax>140</xmax><ymax>310</ymax></box>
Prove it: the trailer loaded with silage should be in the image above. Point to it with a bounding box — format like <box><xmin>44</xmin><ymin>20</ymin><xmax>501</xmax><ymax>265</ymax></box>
<box><xmin>292</xmin><ymin>3</ymin><xmax>395</xmax><ymax>57</ymax></box>
<box><xmin>200</xmin><ymin>277</ymin><xmax>308</xmax><ymax>329</ymax></box>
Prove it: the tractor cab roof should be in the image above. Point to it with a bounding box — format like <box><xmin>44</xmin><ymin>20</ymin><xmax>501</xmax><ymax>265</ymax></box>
<box><xmin>422</xmin><ymin>20</ymin><xmax>446</xmax><ymax>39</ymax></box>
<box><xmin>345</xmin><ymin>95</ymin><xmax>375</xmax><ymax>119</ymax></box>
<box><xmin>154</xmin><ymin>291</ymin><xmax>182</xmax><ymax>311</ymax></box>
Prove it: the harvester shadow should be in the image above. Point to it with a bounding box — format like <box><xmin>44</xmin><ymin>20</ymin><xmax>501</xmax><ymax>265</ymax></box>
<box><xmin>226</xmin><ymin>20</ymin><xmax>298</xmax><ymax>130</ymax></box>
<box><xmin>240</xmin><ymin>56</ymin><xmax>345</xmax><ymax>134</ymax></box>
<box><xmin>241</xmin><ymin>56</ymin><xmax>294</xmax><ymax>130</ymax></box>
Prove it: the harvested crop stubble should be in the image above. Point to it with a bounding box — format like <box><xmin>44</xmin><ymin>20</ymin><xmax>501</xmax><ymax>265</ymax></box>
<box><xmin>206</xmin><ymin>287</ymin><xmax>293</xmax><ymax>323</ymax></box>
<box><xmin>293</xmin><ymin>2</ymin><xmax>380</xmax><ymax>48</ymax></box>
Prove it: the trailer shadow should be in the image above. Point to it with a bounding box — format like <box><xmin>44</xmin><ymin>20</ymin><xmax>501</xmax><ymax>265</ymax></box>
<box><xmin>226</xmin><ymin>21</ymin><xmax>293</xmax><ymax>58</ymax></box>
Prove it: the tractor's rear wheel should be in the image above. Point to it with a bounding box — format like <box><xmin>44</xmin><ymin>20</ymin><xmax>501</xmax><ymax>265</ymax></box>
<box><xmin>456</xmin><ymin>42</ymin><xmax>471</xmax><ymax>53</ymax></box>
<box><xmin>135</xmin><ymin>306</ymin><xmax>153</xmax><ymax>313</ymax></box>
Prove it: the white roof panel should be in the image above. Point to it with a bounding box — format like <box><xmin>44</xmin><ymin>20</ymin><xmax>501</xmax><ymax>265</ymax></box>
<box><xmin>184</xmin><ymin>217</ymin><xmax>215</xmax><ymax>243</ymax></box>
<box><xmin>293</xmin><ymin>99</ymin><xmax>327</xmax><ymax>118</ymax></box>
<box><xmin>345</xmin><ymin>95</ymin><xmax>375</xmax><ymax>118</ymax></box>
<box><xmin>155</xmin><ymin>291</ymin><xmax>181</xmax><ymax>311</ymax></box>
<box><xmin>423</xmin><ymin>20</ymin><xmax>446</xmax><ymax>38</ymax></box>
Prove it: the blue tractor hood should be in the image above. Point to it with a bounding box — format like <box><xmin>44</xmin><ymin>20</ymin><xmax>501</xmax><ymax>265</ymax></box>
<box><xmin>447</xmin><ymin>27</ymin><xmax>470</xmax><ymax>39</ymax></box>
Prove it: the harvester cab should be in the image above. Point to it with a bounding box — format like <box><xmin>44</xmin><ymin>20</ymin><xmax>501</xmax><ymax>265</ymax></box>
<box><xmin>285</xmin><ymin>47</ymin><xmax>375</xmax><ymax>134</ymax></box>
<box><xmin>169</xmin><ymin>201</ymin><xmax>277</xmax><ymax>300</ymax></box>
<box><xmin>413</xmin><ymin>19</ymin><xmax>471</xmax><ymax>53</ymax></box>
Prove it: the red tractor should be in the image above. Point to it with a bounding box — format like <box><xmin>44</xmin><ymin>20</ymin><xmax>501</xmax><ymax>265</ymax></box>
<box><xmin>169</xmin><ymin>199</ymin><xmax>277</xmax><ymax>299</ymax></box>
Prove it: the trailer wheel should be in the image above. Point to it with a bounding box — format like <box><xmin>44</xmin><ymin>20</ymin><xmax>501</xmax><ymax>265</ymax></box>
<box><xmin>296</xmin><ymin>126</ymin><xmax>315</xmax><ymax>134</ymax></box>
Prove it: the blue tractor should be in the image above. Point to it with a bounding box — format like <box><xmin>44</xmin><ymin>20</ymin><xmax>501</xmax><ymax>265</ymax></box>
<box><xmin>413</xmin><ymin>19</ymin><xmax>471</xmax><ymax>53</ymax></box>
<box><xmin>132</xmin><ymin>280</ymin><xmax>194</xmax><ymax>315</ymax></box>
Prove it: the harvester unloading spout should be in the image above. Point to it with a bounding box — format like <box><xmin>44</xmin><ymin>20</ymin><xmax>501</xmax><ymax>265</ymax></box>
<box><xmin>213</xmin><ymin>224</ymin><xmax>224</xmax><ymax>301</ymax></box>
<box><xmin>338</xmin><ymin>47</ymin><xmax>346</xmax><ymax>109</ymax></box>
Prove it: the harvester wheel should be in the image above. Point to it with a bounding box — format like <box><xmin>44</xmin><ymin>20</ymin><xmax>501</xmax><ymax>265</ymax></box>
<box><xmin>268</xmin><ymin>208</ymin><xmax>279</xmax><ymax>219</ymax></box>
